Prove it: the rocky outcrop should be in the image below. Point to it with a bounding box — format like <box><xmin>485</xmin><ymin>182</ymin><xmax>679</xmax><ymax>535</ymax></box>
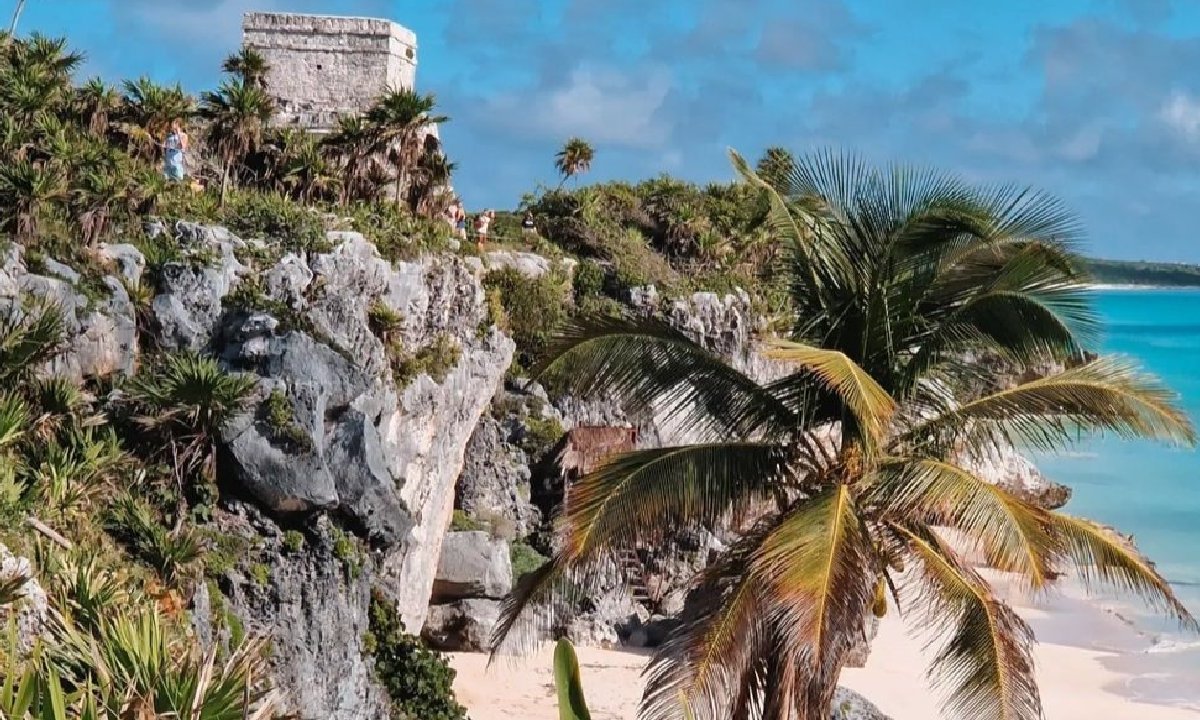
<box><xmin>831</xmin><ymin>688</ymin><xmax>892</xmax><ymax>720</ymax></box>
<box><xmin>0</xmin><ymin>244</ymin><xmax>138</xmax><ymax>381</ymax></box>
<box><xmin>194</xmin><ymin>505</ymin><xmax>390</xmax><ymax>720</ymax></box>
<box><xmin>0</xmin><ymin>544</ymin><xmax>50</xmax><ymax>655</ymax></box>
<box><xmin>422</xmin><ymin>599</ymin><xmax>501</xmax><ymax>651</ymax></box>
<box><xmin>431</xmin><ymin>531</ymin><xmax>512</xmax><ymax>602</ymax></box>
<box><xmin>956</xmin><ymin>443</ymin><xmax>1072</xmax><ymax>510</ymax></box>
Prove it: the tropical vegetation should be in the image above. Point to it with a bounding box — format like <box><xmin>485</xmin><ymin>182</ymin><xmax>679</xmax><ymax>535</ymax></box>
<box><xmin>491</xmin><ymin>151</ymin><xmax>1199</xmax><ymax>720</ymax></box>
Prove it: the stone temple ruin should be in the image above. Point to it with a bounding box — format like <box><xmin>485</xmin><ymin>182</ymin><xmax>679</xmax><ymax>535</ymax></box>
<box><xmin>242</xmin><ymin>12</ymin><xmax>420</xmax><ymax>132</ymax></box>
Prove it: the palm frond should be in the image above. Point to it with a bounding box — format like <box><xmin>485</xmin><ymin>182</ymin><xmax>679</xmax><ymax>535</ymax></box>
<box><xmin>763</xmin><ymin>340</ymin><xmax>896</xmax><ymax>447</ymax></box>
<box><xmin>901</xmin><ymin>356</ymin><xmax>1196</xmax><ymax>452</ymax></box>
<box><xmin>536</xmin><ymin>315</ymin><xmax>797</xmax><ymax>441</ymax></box>
<box><xmin>558</xmin><ymin>443</ymin><xmax>792</xmax><ymax>562</ymax></box>
<box><xmin>751</xmin><ymin>485</ymin><xmax>875</xmax><ymax>711</ymax></box>
<box><xmin>1049</xmin><ymin>513</ymin><xmax>1198</xmax><ymax>631</ymax></box>
<box><xmin>641</xmin><ymin>543</ymin><xmax>771</xmax><ymax>720</ymax></box>
<box><xmin>896</xmin><ymin>523</ymin><xmax>1042</xmax><ymax>720</ymax></box>
<box><xmin>869</xmin><ymin>459</ymin><xmax>1059</xmax><ymax>588</ymax></box>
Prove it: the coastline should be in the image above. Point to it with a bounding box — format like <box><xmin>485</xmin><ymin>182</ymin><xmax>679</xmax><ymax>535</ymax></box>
<box><xmin>449</xmin><ymin>566</ymin><xmax>1200</xmax><ymax>719</ymax></box>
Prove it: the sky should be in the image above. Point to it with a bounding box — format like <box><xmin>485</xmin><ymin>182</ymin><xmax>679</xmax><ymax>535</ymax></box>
<box><xmin>11</xmin><ymin>0</ymin><xmax>1200</xmax><ymax>261</ymax></box>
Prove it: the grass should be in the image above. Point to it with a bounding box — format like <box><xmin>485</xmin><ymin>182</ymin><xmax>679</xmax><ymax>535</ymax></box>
<box><xmin>262</xmin><ymin>389</ymin><xmax>313</xmax><ymax>452</ymax></box>
<box><xmin>391</xmin><ymin>333</ymin><xmax>461</xmax><ymax>387</ymax></box>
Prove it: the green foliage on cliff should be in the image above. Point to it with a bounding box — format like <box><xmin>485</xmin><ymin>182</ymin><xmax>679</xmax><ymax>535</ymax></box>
<box><xmin>484</xmin><ymin>267</ymin><xmax>571</xmax><ymax>370</ymax></box>
<box><xmin>368</xmin><ymin>589</ymin><xmax>468</xmax><ymax>720</ymax></box>
<box><xmin>1086</xmin><ymin>258</ymin><xmax>1200</xmax><ymax>286</ymax></box>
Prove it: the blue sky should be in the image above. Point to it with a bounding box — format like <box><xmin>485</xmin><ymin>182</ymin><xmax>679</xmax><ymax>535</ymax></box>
<box><xmin>13</xmin><ymin>0</ymin><xmax>1200</xmax><ymax>261</ymax></box>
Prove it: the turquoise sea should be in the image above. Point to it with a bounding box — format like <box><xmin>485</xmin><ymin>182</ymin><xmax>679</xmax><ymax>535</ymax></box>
<box><xmin>1035</xmin><ymin>288</ymin><xmax>1200</xmax><ymax>702</ymax></box>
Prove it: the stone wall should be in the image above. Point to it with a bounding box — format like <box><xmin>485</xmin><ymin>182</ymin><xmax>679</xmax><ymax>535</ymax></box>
<box><xmin>243</xmin><ymin>12</ymin><xmax>418</xmax><ymax>131</ymax></box>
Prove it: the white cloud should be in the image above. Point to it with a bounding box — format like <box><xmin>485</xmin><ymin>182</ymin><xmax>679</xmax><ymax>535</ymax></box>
<box><xmin>1159</xmin><ymin>90</ymin><xmax>1200</xmax><ymax>142</ymax></box>
<box><xmin>1058</xmin><ymin>124</ymin><xmax>1104</xmax><ymax>161</ymax></box>
<box><xmin>485</xmin><ymin>66</ymin><xmax>673</xmax><ymax>149</ymax></box>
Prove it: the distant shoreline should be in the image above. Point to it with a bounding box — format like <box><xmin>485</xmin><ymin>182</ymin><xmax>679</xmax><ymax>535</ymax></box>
<box><xmin>1086</xmin><ymin>283</ymin><xmax>1200</xmax><ymax>291</ymax></box>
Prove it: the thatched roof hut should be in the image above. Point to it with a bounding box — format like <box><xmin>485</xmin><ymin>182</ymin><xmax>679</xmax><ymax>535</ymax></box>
<box><xmin>556</xmin><ymin>426</ymin><xmax>638</xmax><ymax>479</ymax></box>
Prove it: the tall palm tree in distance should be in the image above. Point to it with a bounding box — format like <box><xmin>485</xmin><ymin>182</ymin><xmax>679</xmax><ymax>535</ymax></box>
<box><xmin>366</xmin><ymin>88</ymin><xmax>448</xmax><ymax>204</ymax></box>
<box><xmin>222</xmin><ymin>47</ymin><xmax>270</xmax><ymax>89</ymax></box>
<box><xmin>555</xmin><ymin>137</ymin><xmax>594</xmax><ymax>187</ymax></box>
<box><xmin>492</xmin><ymin>150</ymin><xmax>1198</xmax><ymax>720</ymax></box>
<box><xmin>199</xmin><ymin>78</ymin><xmax>275</xmax><ymax>204</ymax></box>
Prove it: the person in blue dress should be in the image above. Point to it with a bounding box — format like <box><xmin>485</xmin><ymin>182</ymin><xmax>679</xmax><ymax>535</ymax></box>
<box><xmin>162</xmin><ymin>119</ymin><xmax>189</xmax><ymax>181</ymax></box>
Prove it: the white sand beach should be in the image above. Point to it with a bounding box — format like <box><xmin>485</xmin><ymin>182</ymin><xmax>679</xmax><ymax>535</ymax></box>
<box><xmin>450</xmin><ymin>569</ymin><xmax>1200</xmax><ymax>719</ymax></box>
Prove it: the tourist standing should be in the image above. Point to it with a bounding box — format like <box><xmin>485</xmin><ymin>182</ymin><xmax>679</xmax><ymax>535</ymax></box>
<box><xmin>475</xmin><ymin>210</ymin><xmax>494</xmax><ymax>252</ymax></box>
<box><xmin>163</xmin><ymin>119</ymin><xmax>189</xmax><ymax>182</ymax></box>
<box><xmin>521</xmin><ymin>211</ymin><xmax>536</xmax><ymax>236</ymax></box>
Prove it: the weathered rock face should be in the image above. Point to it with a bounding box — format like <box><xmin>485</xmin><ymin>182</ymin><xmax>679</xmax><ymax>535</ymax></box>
<box><xmin>831</xmin><ymin>688</ymin><xmax>892</xmax><ymax>720</ymax></box>
<box><xmin>194</xmin><ymin>505</ymin><xmax>390</xmax><ymax>720</ymax></box>
<box><xmin>18</xmin><ymin>224</ymin><xmax>514</xmax><ymax>720</ymax></box>
<box><xmin>431</xmin><ymin>531</ymin><xmax>512</xmax><ymax>602</ymax></box>
<box><xmin>0</xmin><ymin>544</ymin><xmax>50</xmax><ymax>655</ymax></box>
<box><xmin>0</xmin><ymin>243</ymin><xmax>138</xmax><ymax>381</ymax></box>
<box><xmin>956</xmin><ymin>443</ymin><xmax>1072</xmax><ymax>510</ymax></box>
<box><xmin>422</xmin><ymin>599</ymin><xmax>501</xmax><ymax>652</ymax></box>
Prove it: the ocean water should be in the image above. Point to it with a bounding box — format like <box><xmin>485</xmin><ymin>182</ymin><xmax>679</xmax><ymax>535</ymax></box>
<box><xmin>1034</xmin><ymin>288</ymin><xmax>1200</xmax><ymax>703</ymax></box>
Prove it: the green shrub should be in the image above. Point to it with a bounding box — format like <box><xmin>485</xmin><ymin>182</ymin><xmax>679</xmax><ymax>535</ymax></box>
<box><xmin>261</xmin><ymin>389</ymin><xmax>313</xmax><ymax>452</ymax></box>
<box><xmin>510</xmin><ymin>541</ymin><xmax>548</xmax><ymax>584</ymax></box>
<box><xmin>222</xmin><ymin>191</ymin><xmax>328</xmax><ymax>253</ymax></box>
<box><xmin>104</xmin><ymin>494</ymin><xmax>202</xmax><ymax>585</ymax></box>
<box><xmin>283</xmin><ymin>530</ymin><xmax>305</xmax><ymax>554</ymax></box>
<box><xmin>521</xmin><ymin>416</ymin><xmax>564</xmax><ymax>460</ymax></box>
<box><xmin>391</xmin><ymin>334</ymin><xmax>461</xmax><ymax>387</ymax></box>
<box><xmin>250</xmin><ymin>563</ymin><xmax>271</xmax><ymax>586</ymax></box>
<box><xmin>483</xmin><ymin>267</ymin><xmax>569</xmax><ymax>369</ymax></box>
<box><xmin>368</xmin><ymin>301</ymin><xmax>405</xmax><ymax>339</ymax></box>
<box><xmin>572</xmin><ymin>259</ymin><xmax>605</xmax><ymax>300</ymax></box>
<box><xmin>347</xmin><ymin>203</ymin><xmax>450</xmax><ymax>263</ymax></box>
<box><xmin>449</xmin><ymin>509</ymin><xmax>483</xmax><ymax>532</ymax></box>
<box><xmin>331</xmin><ymin>525</ymin><xmax>362</xmax><ymax>579</ymax></box>
<box><xmin>368</xmin><ymin>589</ymin><xmax>467</xmax><ymax>720</ymax></box>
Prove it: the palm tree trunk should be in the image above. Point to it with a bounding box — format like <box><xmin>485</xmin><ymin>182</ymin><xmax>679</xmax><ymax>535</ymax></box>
<box><xmin>8</xmin><ymin>0</ymin><xmax>27</xmax><ymax>36</ymax></box>
<box><xmin>220</xmin><ymin>162</ymin><xmax>230</xmax><ymax>207</ymax></box>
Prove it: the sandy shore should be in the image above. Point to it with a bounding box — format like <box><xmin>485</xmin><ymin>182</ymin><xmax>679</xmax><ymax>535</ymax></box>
<box><xmin>450</xmin><ymin>570</ymin><xmax>1200</xmax><ymax>719</ymax></box>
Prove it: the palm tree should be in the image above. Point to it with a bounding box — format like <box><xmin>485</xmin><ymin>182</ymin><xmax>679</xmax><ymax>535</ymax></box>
<box><xmin>119</xmin><ymin>76</ymin><xmax>193</xmax><ymax>159</ymax></box>
<box><xmin>755</xmin><ymin>146</ymin><xmax>797</xmax><ymax>193</ymax></box>
<box><xmin>491</xmin><ymin>150</ymin><xmax>1199</xmax><ymax>720</ymax></box>
<box><xmin>406</xmin><ymin>149</ymin><xmax>456</xmax><ymax>216</ymax></box>
<box><xmin>555</xmin><ymin>137</ymin><xmax>595</xmax><ymax>188</ymax></box>
<box><xmin>365</xmin><ymin>88</ymin><xmax>448</xmax><ymax>203</ymax></box>
<box><xmin>72</xmin><ymin>159</ymin><xmax>131</xmax><ymax>248</ymax></box>
<box><xmin>275</xmin><ymin>132</ymin><xmax>340</xmax><ymax>204</ymax></box>
<box><xmin>222</xmin><ymin>47</ymin><xmax>270</xmax><ymax>88</ymax></box>
<box><xmin>324</xmin><ymin>115</ymin><xmax>378</xmax><ymax>204</ymax></box>
<box><xmin>199</xmin><ymin>78</ymin><xmax>275</xmax><ymax>204</ymax></box>
<box><xmin>75</xmin><ymin>76</ymin><xmax>121</xmax><ymax>136</ymax></box>
<box><xmin>123</xmin><ymin>353</ymin><xmax>255</xmax><ymax>515</ymax></box>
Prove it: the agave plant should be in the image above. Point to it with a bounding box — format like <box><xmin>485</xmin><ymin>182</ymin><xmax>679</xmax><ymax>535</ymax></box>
<box><xmin>0</xmin><ymin>299</ymin><xmax>65</xmax><ymax>384</ymax></box>
<box><xmin>124</xmin><ymin>352</ymin><xmax>255</xmax><ymax>487</ymax></box>
<box><xmin>492</xmin><ymin>151</ymin><xmax>1198</xmax><ymax>720</ymax></box>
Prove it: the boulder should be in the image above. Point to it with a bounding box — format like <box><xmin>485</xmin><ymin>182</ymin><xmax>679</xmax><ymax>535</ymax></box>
<box><xmin>431</xmin><ymin>531</ymin><xmax>512</xmax><ymax>601</ymax></box>
<box><xmin>831</xmin><ymin>688</ymin><xmax>891</xmax><ymax>720</ymax></box>
<box><xmin>98</xmin><ymin>243</ymin><xmax>146</xmax><ymax>287</ymax></box>
<box><xmin>422</xmin><ymin>599</ymin><xmax>501</xmax><ymax>651</ymax></box>
<box><xmin>0</xmin><ymin>545</ymin><xmax>49</xmax><ymax>655</ymax></box>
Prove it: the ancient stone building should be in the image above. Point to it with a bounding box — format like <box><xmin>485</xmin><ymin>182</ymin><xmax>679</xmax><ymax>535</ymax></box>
<box><xmin>242</xmin><ymin>12</ymin><xmax>419</xmax><ymax>131</ymax></box>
